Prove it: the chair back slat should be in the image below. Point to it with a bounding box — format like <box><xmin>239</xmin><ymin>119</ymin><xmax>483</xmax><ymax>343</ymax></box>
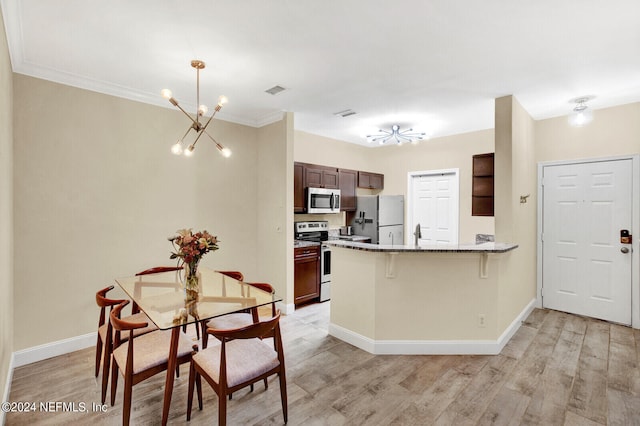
<box><xmin>135</xmin><ymin>265</ymin><xmax>183</xmax><ymax>276</ymax></box>
<box><xmin>216</xmin><ymin>270</ymin><xmax>244</xmax><ymax>281</ymax></box>
<box><xmin>96</xmin><ymin>285</ymin><xmax>125</xmax><ymax>308</ymax></box>
<box><xmin>209</xmin><ymin>311</ymin><xmax>280</xmax><ymax>341</ymax></box>
<box><xmin>110</xmin><ymin>300</ymin><xmax>149</xmax><ymax>331</ymax></box>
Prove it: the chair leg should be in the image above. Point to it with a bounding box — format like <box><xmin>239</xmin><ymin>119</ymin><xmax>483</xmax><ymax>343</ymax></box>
<box><xmin>123</xmin><ymin>376</ymin><xmax>133</xmax><ymax>426</ymax></box>
<box><xmin>218</xmin><ymin>392</ymin><xmax>227</xmax><ymax>426</ymax></box>
<box><xmin>187</xmin><ymin>362</ymin><xmax>195</xmax><ymax>421</ymax></box>
<box><xmin>196</xmin><ymin>373</ymin><xmax>202</xmax><ymax>410</ymax></box>
<box><xmin>101</xmin><ymin>351</ymin><xmax>111</xmax><ymax>404</ymax></box>
<box><xmin>110</xmin><ymin>363</ymin><xmax>119</xmax><ymax>406</ymax></box>
<box><xmin>279</xmin><ymin>372</ymin><xmax>288</xmax><ymax>423</ymax></box>
<box><xmin>95</xmin><ymin>335</ymin><xmax>103</xmax><ymax>377</ymax></box>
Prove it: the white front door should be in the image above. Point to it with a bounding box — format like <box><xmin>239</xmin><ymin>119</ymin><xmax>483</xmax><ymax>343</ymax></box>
<box><xmin>541</xmin><ymin>159</ymin><xmax>632</xmax><ymax>325</ymax></box>
<box><xmin>408</xmin><ymin>170</ymin><xmax>459</xmax><ymax>246</ymax></box>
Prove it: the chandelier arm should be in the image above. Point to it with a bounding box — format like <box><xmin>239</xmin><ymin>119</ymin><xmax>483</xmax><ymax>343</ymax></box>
<box><xmin>202</xmin><ymin>130</ymin><xmax>227</xmax><ymax>153</ymax></box>
<box><xmin>397</xmin><ymin>135</ymin><xmax>413</xmax><ymax>142</ymax></box>
<box><xmin>171</xmin><ymin>100</ymin><xmax>200</xmax><ymax>128</ymax></box>
<box><xmin>400</xmin><ymin>132</ymin><xmax>425</xmax><ymax>138</ymax></box>
<box><xmin>179</xmin><ymin>126</ymin><xmax>193</xmax><ymax>142</ymax></box>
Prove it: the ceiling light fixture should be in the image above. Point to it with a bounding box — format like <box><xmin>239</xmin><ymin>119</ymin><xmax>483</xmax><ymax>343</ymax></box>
<box><xmin>162</xmin><ymin>60</ymin><xmax>231</xmax><ymax>158</ymax></box>
<box><xmin>568</xmin><ymin>96</ymin><xmax>595</xmax><ymax>127</ymax></box>
<box><xmin>366</xmin><ymin>124</ymin><xmax>425</xmax><ymax>145</ymax></box>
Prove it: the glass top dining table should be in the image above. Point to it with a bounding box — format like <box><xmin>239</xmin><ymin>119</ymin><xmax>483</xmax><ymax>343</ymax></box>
<box><xmin>115</xmin><ymin>267</ymin><xmax>281</xmax><ymax>425</ymax></box>
<box><xmin>115</xmin><ymin>267</ymin><xmax>280</xmax><ymax>330</ymax></box>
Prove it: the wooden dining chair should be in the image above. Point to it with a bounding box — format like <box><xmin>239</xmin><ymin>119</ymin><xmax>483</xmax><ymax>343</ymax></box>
<box><xmin>109</xmin><ymin>300</ymin><xmax>196</xmax><ymax>426</ymax></box>
<box><xmin>215</xmin><ymin>270</ymin><xmax>244</xmax><ymax>282</ymax></box>
<box><xmin>201</xmin><ymin>282</ymin><xmax>276</xmax><ymax>350</ymax></box>
<box><xmin>187</xmin><ymin>311</ymin><xmax>287</xmax><ymax>425</ymax></box>
<box><xmin>95</xmin><ymin>286</ymin><xmax>158</xmax><ymax>404</ymax></box>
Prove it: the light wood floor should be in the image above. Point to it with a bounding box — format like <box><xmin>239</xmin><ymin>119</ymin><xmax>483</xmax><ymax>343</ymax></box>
<box><xmin>6</xmin><ymin>304</ymin><xmax>640</xmax><ymax>425</ymax></box>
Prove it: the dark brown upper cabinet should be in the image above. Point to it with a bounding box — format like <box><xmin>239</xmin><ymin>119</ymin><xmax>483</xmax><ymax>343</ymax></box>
<box><xmin>304</xmin><ymin>165</ymin><xmax>339</xmax><ymax>189</ymax></box>
<box><xmin>338</xmin><ymin>168</ymin><xmax>357</xmax><ymax>211</ymax></box>
<box><xmin>357</xmin><ymin>171</ymin><xmax>384</xmax><ymax>189</ymax></box>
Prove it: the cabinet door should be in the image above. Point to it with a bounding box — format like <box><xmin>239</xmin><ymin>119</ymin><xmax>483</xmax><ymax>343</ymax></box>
<box><xmin>338</xmin><ymin>169</ymin><xmax>357</xmax><ymax>211</ymax></box>
<box><xmin>294</xmin><ymin>163</ymin><xmax>305</xmax><ymax>212</ymax></box>
<box><xmin>369</xmin><ymin>173</ymin><xmax>384</xmax><ymax>189</ymax></box>
<box><xmin>358</xmin><ymin>171</ymin><xmax>384</xmax><ymax>189</ymax></box>
<box><xmin>294</xmin><ymin>249</ymin><xmax>320</xmax><ymax>305</ymax></box>
<box><xmin>323</xmin><ymin>170</ymin><xmax>339</xmax><ymax>189</ymax></box>
<box><xmin>305</xmin><ymin>166</ymin><xmax>324</xmax><ymax>188</ymax></box>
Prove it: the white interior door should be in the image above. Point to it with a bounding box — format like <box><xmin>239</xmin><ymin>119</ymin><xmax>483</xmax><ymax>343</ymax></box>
<box><xmin>408</xmin><ymin>170</ymin><xmax>459</xmax><ymax>246</ymax></box>
<box><xmin>541</xmin><ymin>159</ymin><xmax>632</xmax><ymax>325</ymax></box>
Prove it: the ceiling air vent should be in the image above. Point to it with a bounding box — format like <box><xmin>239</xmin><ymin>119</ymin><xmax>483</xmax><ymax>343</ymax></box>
<box><xmin>333</xmin><ymin>109</ymin><xmax>357</xmax><ymax>118</ymax></box>
<box><xmin>265</xmin><ymin>85</ymin><xmax>286</xmax><ymax>95</ymax></box>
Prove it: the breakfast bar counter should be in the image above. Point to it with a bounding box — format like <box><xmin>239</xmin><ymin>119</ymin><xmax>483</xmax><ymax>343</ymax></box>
<box><xmin>326</xmin><ymin>240</ymin><xmax>518</xmax><ymax>253</ymax></box>
<box><xmin>325</xmin><ymin>240</ymin><xmax>530</xmax><ymax>356</ymax></box>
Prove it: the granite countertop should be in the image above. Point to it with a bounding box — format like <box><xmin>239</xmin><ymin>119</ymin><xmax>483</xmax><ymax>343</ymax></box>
<box><xmin>328</xmin><ymin>235</ymin><xmax>371</xmax><ymax>242</ymax></box>
<box><xmin>326</xmin><ymin>240</ymin><xmax>518</xmax><ymax>253</ymax></box>
<box><xmin>294</xmin><ymin>240</ymin><xmax>321</xmax><ymax>248</ymax></box>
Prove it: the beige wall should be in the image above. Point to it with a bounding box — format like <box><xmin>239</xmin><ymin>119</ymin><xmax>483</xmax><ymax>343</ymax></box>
<box><xmin>494</xmin><ymin>96</ymin><xmax>538</xmax><ymax>332</ymax></box>
<box><xmin>536</xmin><ymin>102</ymin><xmax>640</xmax><ymax>162</ymax></box>
<box><xmin>12</xmin><ymin>75</ymin><xmax>267</xmax><ymax>350</ymax></box>
<box><xmin>295</xmin><ymin>130</ymin><xmax>378</xmax><ymax>171</ymax></box>
<box><xmin>256</xmin><ymin>113</ymin><xmax>294</xmax><ymax>305</ymax></box>
<box><xmin>372</xmin><ymin>130</ymin><xmax>495</xmax><ymax>243</ymax></box>
<box><xmin>294</xmin><ymin>128</ymin><xmax>496</xmax><ymax>243</ymax></box>
<box><xmin>0</xmin><ymin>5</ymin><xmax>14</xmax><ymax>407</ymax></box>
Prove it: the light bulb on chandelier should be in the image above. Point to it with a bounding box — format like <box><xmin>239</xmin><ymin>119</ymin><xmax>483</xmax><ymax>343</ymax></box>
<box><xmin>162</xmin><ymin>60</ymin><xmax>232</xmax><ymax>158</ymax></box>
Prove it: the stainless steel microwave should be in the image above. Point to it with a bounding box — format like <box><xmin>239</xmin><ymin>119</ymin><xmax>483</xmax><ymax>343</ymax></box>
<box><xmin>307</xmin><ymin>187</ymin><xmax>341</xmax><ymax>214</ymax></box>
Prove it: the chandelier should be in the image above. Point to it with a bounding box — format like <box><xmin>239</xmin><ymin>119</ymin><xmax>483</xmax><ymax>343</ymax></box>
<box><xmin>366</xmin><ymin>124</ymin><xmax>425</xmax><ymax>145</ymax></box>
<box><xmin>162</xmin><ymin>60</ymin><xmax>231</xmax><ymax>157</ymax></box>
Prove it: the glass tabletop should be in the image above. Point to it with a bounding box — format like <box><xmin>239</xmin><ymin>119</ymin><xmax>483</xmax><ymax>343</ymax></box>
<box><xmin>115</xmin><ymin>267</ymin><xmax>280</xmax><ymax>330</ymax></box>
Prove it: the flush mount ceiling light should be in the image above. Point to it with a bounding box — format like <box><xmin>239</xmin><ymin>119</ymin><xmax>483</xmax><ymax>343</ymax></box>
<box><xmin>162</xmin><ymin>60</ymin><xmax>231</xmax><ymax>158</ymax></box>
<box><xmin>366</xmin><ymin>124</ymin><xmax>426</xmax><ymax>145</ymax></box>
<box><xmin>568</xmin><ymin>96</ymin><xmax>595</xmax><ymax>127</ymax></box>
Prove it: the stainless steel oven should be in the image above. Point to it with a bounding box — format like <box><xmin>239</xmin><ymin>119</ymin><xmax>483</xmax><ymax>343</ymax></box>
<box><xmin>295</xmin><ymin>221</ymin><xmax>331</xmax><ymax>302</ymax></box>
<box><xmin>320</xmin><ymin>244</ymin><xmax>331</xmax><ymax>301</ymax></box>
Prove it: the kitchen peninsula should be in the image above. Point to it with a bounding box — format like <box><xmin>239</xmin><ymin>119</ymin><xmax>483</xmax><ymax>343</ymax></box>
<box><xmin>326</xmin><ymin>240</ymin><xmax>524</xmax><ymax>355</ymax></box>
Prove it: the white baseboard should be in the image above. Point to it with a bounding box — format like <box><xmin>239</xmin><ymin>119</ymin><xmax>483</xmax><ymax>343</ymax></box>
<box><xmin>277</xmin><ymin>301</ymin><xmax>296</xmax><ymax>316</ymax></box>
<box><xmin>12</xmin><ymin>332</ymin><xmax>97</xmax><ymax>368</ymax></box>
<box><xmin>329</xmin><ymin>298</ymin><xmax>537</xmax><ymax>355</ymax></box>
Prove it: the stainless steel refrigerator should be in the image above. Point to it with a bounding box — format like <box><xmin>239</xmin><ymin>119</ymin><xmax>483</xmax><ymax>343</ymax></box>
<box><xmin>351</xmin><ymin>195</ymin><xmax>404</xmax><ymax>244</ymax></box>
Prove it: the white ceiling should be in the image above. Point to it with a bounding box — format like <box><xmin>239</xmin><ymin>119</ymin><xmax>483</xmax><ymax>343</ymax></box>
<box><xmin>2</xmin><ymin>0</ymin><xmax>640</xmax><ymax>146</ymax></box>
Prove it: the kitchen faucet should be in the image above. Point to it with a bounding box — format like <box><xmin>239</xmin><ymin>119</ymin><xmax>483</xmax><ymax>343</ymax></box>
<box><xmin>414</xmin><ymin>223</ymin><xmax>421</xmax><ymax>246</ymax></box>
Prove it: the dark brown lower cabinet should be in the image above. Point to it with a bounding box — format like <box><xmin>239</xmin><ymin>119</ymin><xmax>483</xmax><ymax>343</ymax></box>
<box><xmin>294</xmin><ymin>246</ymin><xmax>320</xmax><ymax>305</ymax></box>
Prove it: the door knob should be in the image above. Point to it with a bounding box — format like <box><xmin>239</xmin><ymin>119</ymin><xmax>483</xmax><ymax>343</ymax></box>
<box><xmin>621</xmin><ymin>247</ymin><xmax>630</xmax><ymax>254</ymax></box>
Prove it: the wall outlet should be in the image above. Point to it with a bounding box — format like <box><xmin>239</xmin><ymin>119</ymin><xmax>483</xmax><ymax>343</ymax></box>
<box><xmin>478</xmin><ymin>314</ymin><xmax>486</xmax><ymax>328</ymax></box>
